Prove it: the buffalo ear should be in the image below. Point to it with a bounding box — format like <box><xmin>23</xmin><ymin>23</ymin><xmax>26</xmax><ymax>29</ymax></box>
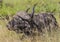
<box><xmin>26</xmin><ymin>8</ymin><xmax>30</xmax><ymax>12</ymax></box>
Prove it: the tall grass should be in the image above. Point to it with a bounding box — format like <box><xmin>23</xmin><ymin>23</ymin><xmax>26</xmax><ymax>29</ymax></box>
<box><xmin>0</xmin><ymin>20</ymin><xmax>60</xmax><ymax>42</ymax></box>
<box><xmin>0</xmin><ymin>0</ymin><xmax>60</xmax><ymax>16</ymax></box>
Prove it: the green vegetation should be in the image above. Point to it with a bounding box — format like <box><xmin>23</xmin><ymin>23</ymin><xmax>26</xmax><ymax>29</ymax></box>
<box><xmin>0</xmin><ymin>0</ymin><xmax>60</xmax><ymax>16</ymax></box>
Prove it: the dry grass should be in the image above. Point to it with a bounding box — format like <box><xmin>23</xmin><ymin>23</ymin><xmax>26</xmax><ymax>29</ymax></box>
<box><xmin>0</xmin><ymin>20</ymin><xmax>60</xmax><ymax>42</ymax></box>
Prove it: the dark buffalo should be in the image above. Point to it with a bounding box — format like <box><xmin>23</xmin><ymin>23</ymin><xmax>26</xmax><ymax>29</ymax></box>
<box><xmin>7</xmin><ymin>3</ymin><xmax>37</xmax><ymax>35</ymax></box>
<box><xmin>7</xmin><ymin>3</ymin><xmax>58</xmax><ymax>35</ymax></box>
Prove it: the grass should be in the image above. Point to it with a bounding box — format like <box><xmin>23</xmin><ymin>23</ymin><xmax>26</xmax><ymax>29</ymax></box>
<box><xmin>0</xmin><ymin>20</ymin><xmax>60</xmax><ymax>42</ymax></box>
<box><xmin>0</xmin><ymin>0</ymin><xmax>60</xmax><ymax>16</ymax></box>
<box><xmin>0</xmin><ymin>0</ymin><xmax>60</xmax><ymax>42</ymax></box>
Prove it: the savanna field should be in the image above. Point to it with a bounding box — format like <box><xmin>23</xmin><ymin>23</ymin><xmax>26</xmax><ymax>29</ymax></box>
<box><xmin>0</xmin><ymin>0</ymin><xmax>60</xmax><ymax>42</ymax></box>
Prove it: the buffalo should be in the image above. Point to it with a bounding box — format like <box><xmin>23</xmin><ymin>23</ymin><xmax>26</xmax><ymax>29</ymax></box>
<box><xmin>7</xmin><ymin>3</ymin><xmax>58</xmax><ymax>35</ymax></box>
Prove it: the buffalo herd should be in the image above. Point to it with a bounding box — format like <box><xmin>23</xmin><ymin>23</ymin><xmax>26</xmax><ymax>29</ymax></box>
<box><xmin>6</xmin><ymin>4</ymin><xmax>58</xmax><ymax>35</ymax></box>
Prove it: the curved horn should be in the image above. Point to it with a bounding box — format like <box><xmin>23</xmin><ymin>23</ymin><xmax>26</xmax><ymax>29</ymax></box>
<box><xmin>31</xmin><ymin>3</ymin><xmax>37</xmax><ymax>19</ymax></box>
